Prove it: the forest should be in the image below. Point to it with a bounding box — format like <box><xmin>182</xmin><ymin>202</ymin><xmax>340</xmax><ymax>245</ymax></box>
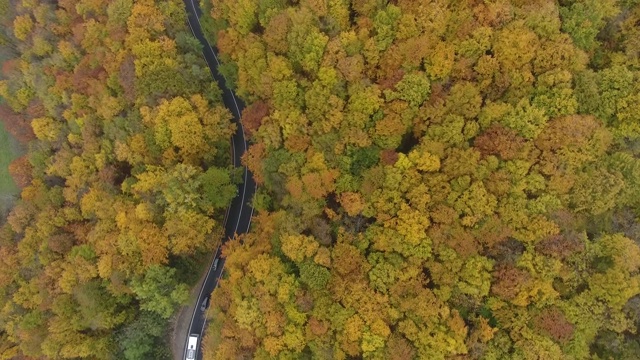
<box><xmin>2</xmin><ymin>0</ymin><xmax>640</xmax><ymax>359</ymax></box>
<box><xmin>0</xmin><ymin>0</ymin><xmax>238</xmax><ymax>358</ymax></box>
<box><xmin>198</xmin><ymin>0</ymin><xmax>640</xmax><ymax>359</ymax></box>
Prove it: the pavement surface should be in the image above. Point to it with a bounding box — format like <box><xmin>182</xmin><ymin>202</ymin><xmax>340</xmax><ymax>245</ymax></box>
<box><xmin>178</xmin><ymin>0</ymin><xmax>256</xmax><ymax>359</ymax></box>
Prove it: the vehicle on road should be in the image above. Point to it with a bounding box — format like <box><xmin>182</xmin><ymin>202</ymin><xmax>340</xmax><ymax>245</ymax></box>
<box><xmin>180</xmin><ymin>0</ymin><xmax>256</xmax><ymax>358</ymax></box>
<box><xmin>186</xmin><ymin>334</ymin><xmax>198</xmax><ymax>360</ymax></box>
<box><xmin>200</xmin><ymin>296</ymin><xmax>209</xmax><ymax>312</ymax></box>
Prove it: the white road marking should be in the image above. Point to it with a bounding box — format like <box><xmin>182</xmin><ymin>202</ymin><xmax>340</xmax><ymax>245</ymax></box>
<box><xmin>182</xmin><ymin>2</ymin><xmax>256</xmax><ymax>359</ymax></box>
<box><xmin>183</xmin><ymin>243</ymin><xmax>220</xmax><ymax>360</ymax></box>
<box><xmin>199</xmin><ymin>261</ymin><xmax>226</xmax><ymax>342</ymax></box>
<box><xmin>188</xmin><ymin>0</ymin><xmax>248</xmax><ymax>236</ymax></box>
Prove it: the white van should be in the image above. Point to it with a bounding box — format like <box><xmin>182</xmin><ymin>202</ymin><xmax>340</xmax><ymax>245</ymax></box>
<box><xmin>186</xmin><ymin>334</ymin><xmax>198</xmax><ymax>360</ymax></box>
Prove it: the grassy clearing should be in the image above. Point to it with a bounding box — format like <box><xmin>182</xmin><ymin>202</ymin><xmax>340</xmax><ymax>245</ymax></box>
<box><xmin>0</xmin><ymin>120</ymin><xmax>23</xmax><ymax>215</ymax></box>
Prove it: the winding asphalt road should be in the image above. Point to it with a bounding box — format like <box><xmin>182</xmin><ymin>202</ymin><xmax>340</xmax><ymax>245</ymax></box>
<box><xmin>182</xmin><ymin>0</ymin><xmax>256</xmax><ymax>359</ymax></box>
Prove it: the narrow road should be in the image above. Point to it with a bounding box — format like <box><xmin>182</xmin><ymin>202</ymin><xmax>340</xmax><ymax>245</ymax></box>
<box><xmin>181</xmin><ymin>0</ymin><xmax>256</xmax><ymax>359</ymax></box>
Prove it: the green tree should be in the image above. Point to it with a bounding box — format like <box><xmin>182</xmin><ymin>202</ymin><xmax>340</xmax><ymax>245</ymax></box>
<box><xmin>559</xmin><ymin>0</ymin><xmax>619</xmax><ymax>51</ymax></box>
<box><xmin>117</xmin><ymin>311</ymin><xmax>167</xmax><ymax>360</ymax></box>
<box><xmin>130</xmin><ymin>265</ymin><xmax>189</xmax><ymax>319</ymax></box>
<box><xmin>384</xmin><ymin>71</ymin><xmax>431</xmax><ymax>108</ymax></box>
<box><xmin>298</xmin><ymin>261</ymin><xmax>331</xmax><ymax>291</ymax></box>
<box><xmin>199</xmin><ymin>167</ymin><xmax>238</xmax><ymax>210</ymax></box>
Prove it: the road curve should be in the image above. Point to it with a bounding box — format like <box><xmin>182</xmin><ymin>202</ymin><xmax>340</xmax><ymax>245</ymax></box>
<box><xmin>182</xmin><ymin>0</ymin><xmax>256</xmax><ymax>359</ymax></box>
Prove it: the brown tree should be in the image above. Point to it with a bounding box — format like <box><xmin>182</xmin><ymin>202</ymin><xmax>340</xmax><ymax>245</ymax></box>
<box><xmin>474</xmin><ymin>124</ymin><xmax>526</xmax><ymax>161</ymax></box>
<box><xmin>537</xmin><ymin>232</ymin><xmax>585</xmax><ymax>260</ymax></box>
<box><xmin>0</xmin><ymin>104</ymin><xmax>34</xmax><ymax>143</ymax></box>
<box><xmin>241</xmin><ymin>100</ymin><xmax>269</xmax><ymax>137</ymax></box>
<box><xmin>8</xmin><ymin>155</ymin><xmax>31</xmax><ymax>188</ymax></box>
<box><xmin>533</xmin><ymin>307</ymin><xmax>574</xmax><ymax>344</ymax></box>
<box><xmin>491</xmin><ymin>263</ymin><xmax>530</xmax><ymax>301</ymax></box>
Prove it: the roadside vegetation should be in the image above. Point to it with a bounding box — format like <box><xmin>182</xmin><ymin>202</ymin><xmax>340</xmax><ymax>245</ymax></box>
<box><xmin>0</xmin><ymin>0</ymin><xmax>237</xmax><ymax>358</ymax></box>
<box><xmin>201</xmin><ymin>0</ymin><xmax>640</xmax><ymax>359</ymax></box>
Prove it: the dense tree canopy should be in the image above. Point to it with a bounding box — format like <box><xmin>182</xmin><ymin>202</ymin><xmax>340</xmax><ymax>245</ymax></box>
<box><xmin>3</xmin><ymin>0</ymin><xmax>640</xmax><ymax>358</ymax></box>
<box><xmin>0</xmin><ymin>0</ymin><xmax>237</xmax><ymax>358</ymax></box>
<box><xmin>200</xmin><ymin>0</ymin><xmax>640</xmax><ymax>359</ymax></box>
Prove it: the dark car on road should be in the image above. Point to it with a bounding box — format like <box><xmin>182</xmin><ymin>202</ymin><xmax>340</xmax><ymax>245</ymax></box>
<box><xmin>200</xmin><ymin>296</ymin><xmax>209</xmax><ymax>312</ymax></box>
